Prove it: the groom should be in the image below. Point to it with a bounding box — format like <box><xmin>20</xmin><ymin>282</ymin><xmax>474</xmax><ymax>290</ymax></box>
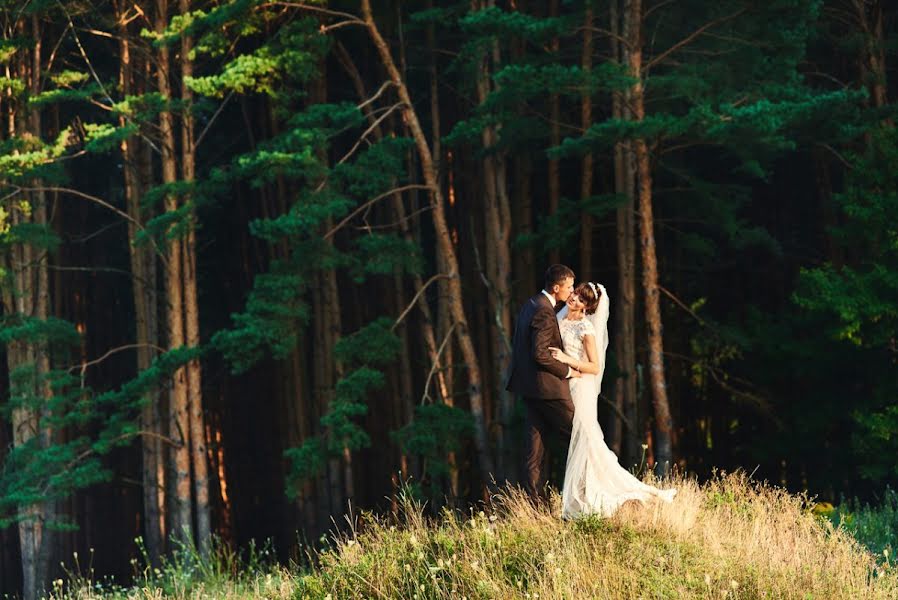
<box><xmin>506</xmin><ymin>264</ymin><xmax>580</xmax><ymax>500</ymax></box>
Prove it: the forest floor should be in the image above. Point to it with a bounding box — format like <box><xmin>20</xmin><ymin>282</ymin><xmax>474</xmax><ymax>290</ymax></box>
<box><xmin>56</xmin><ymin>473</ymin><xmax>898</xmax><ymax>599</ymax></box>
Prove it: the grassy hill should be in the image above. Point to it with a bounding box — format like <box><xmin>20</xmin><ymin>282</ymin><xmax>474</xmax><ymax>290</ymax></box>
<box><xmin>55</xmin><ymin>473</ymin><xmax>897</xmax><ymax>599</ymax></box>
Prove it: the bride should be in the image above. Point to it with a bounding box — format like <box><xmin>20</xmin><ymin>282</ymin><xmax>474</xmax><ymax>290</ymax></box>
<box><xmin>549</xmin><ymin>282</ymin><xmax>676</xmax><ymax>519</ymax></box>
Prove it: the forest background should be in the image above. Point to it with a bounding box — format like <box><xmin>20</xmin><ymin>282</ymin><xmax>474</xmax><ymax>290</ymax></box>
<box><xmin>0</xmin><ymin>0</ymin><xmax>895</xmax><ymax>597</ymax></box>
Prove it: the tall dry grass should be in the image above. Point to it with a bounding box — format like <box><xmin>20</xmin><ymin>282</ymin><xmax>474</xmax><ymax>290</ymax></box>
<box><xmin>53</xmin><ymin>472</ymin><xmax>898</xmax><ymax>599</ymax></box>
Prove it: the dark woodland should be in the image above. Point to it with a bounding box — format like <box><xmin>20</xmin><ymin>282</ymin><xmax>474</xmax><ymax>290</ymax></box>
<box><xmin>0</xmin><ymin>0</ymin><xmax>896</xmax><ymax>597</ymax></box>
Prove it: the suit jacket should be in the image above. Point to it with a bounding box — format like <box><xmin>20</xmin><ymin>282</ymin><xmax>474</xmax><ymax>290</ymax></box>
<box><xmin>505</xmin><ymin>293</ymin><xmax>572</xmax><ymax>401</ymax></box>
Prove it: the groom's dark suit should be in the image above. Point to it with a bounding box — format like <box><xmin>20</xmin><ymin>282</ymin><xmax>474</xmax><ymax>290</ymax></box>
<box><xmin>506</xmin><ymin>293</ymin><xmax>575</xmax><ymax>499</ymax></box>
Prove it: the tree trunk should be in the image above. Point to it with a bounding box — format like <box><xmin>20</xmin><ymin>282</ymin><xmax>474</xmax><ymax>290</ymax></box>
<box><xmin>628</xmin><ymin>0</ymin><xmax>674</xmax><ymax>474</ymax></box>
<box><xmin>855</xmin><ymin>0</ymin><xmax>888</xmax><ymax>112</ymax></box>
<box><xmin>117</xmin><ymin>6</ymin><xmax>164</xmax><ymax>560</ymax></box>
<box><xmin>5</xmin><ymin>18</ymin><xmax>55</xmax><ymax>598</ymax></box>
<box><xmin>471</xmin><ymin>0</ymin><xmax>513</xmax><ymax>482</ymax></box>
<box><xmin>579</xmin><ymin>5</ymin><xmax>594</xmax><ymax>281</ymax></box>
<box><xmin>178</xmin><ymin>2</ymin><xmax>211</xmax><ymax>557</ymax></box>
<box><xmin>362</xmin><ymin>0</ymin><xmax>497</xmax><ymax>489</ymax></box>
<box><xmin>156</xmin><ymin>0</ymin><xmax>192</xmax><ymax>543</ymax></box>
<box><xmin>612</xmin><ymin>0</ymin><xmax>639</xmax><ymax>462</ymax></box>
<box><xmin>547</xmin><ymin>0</ymin><xmax>561</xmax><ymax>266</ymax></box>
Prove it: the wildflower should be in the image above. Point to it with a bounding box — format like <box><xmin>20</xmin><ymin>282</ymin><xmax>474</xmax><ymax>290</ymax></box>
<box><xmin>437</xmin><ymin>558</ymin><xmax>445</xmax><ymax>568</ymax></box>
<box><xmin>730</xmin><ymin>580</ymin><xmax>739</xmax><ymax>589</ymax></box>
<box><xmin>554</xmin><ymin>567</ymin><xmax>562</xmax><ymax>576</ymax></box>
<box><xmin>545</xmin><ymin>552</ymin><xmax>555</xmax><ymax>562</ymax></box>
<box><xmin>489</xmin><ymin>514</ymin><xmax>498</xmax><ymax>522</ymax></box>
<box><xmin>641</xmin><ymin>444</ymin><xmax>649</xmax><ymax>450</ymax></box>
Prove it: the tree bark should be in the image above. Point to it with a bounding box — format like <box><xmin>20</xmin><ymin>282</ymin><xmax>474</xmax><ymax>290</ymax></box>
<box><xmin>627</xmin><ymin>0</ymin><xmax>674</xmax><ymax>474</ymax></box>
<box><xmin>155</xmin><ymin>0</ymin><xmax>192</xmax><ymax>543</ymax></box>
<box><xmin>117</xmin><ymin>4</ymin><xmax>164</xmax><ymax>560</ymax></box>
<box><xmin>361</xmin><ymin>0</ymin><xmax>497</xmax><ymax>489</ymax></box>
<box><xmin>471</xmin><ymin>0</ymin><xmax>513</xmax><ymax>482</ymax></box>
<box><xmin>179</xmin><ymin>1</ymin><xmax>212</xmax><ymax>557</ymax></box>
<box><xmin>547</xmin><ymin>0</ymin><xmax>561</xmax><ymax>266</ymax></box>
<box><xmin>4</xmin><ymin>17</ymin><xmax>55</xmax><ymax>598</ymax></box>
<box><xmin>579</xmin><ymin>5</ymin><xmax>595</xmax><ymax>281</ymax></box>
<box><xmin>854</xmin><ymin>0</ymin><xmax>888</xmax><ymax>112</ymax></box>
<box><xmin>612</xmin><ymin>0</ymin><xmax>639</xmax><ymax>462</ymax></box>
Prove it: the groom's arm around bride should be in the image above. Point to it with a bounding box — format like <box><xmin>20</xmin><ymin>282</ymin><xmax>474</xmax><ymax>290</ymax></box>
<box><xmin>505</xmin><ymin>264</ymin><xmax>578</xmax><ymax>500</ymax></box>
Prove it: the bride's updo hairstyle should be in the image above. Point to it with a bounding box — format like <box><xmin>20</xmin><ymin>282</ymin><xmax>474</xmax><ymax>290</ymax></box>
<box><xmin>574</xmin><ymin>282</ymin><xmax>601</xmax><ymax>315</ymax></box>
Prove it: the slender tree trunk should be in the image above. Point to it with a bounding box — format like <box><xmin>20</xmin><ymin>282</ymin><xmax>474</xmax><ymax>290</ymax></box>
<box><xmin>362</xmin><ymin>0</ymin><xmax>497</xmax><ymax>489</ymax></box>
<box><xmin>31</xmin><ymin>14</ymin><xmax>56</xmax><ymax>591</ymax></box>
<box><xmin>156</xmin><ymin>0</ymin><xmax>192</xmax><ymax>542</ymax></box>
<box><xmin>854</xmin><ymin>0</ymin><xmax>888</xmax><ymax>112</ymax></box>
<box><xmin>547</xmin><ymin>0</ymin><xmax>561</xmax><ymax>266</ymax></box>
<box><xmin>509</xmin><ymin>2</ymin><xmax>534</xmax><ymax>304</ymax></box>
<box><xmin>5</xmin><ymin>19</ymin><xmax>55</xmax><ymax>598</ymax></box>
<box><xmin>612</xmin><ymin>0</ymin><xmax>638</xmax><ymax>461</ymax></box>
<box><xmin>512</xmin><ymin>153</ymin><xmax>534</xmax><ymax>302</ymax></box>
<box><xmin>471</xmin><ymin>0</ymin><xmax>513</xmax><ymax>482</ymax></box>
<box><xmin>178</xmin><ymin>2</ymin><xmax>211</xmax><ymax>557</ymax></box>
<box><xmin>336</xmin><ymin>27</ymin><xmax>457</xmax><ymax>493</ymax></box>
<box><xmin>628</xmin><ymin>0</ymin><xmax>674</xmax><ymax>473</ymax></box>
<box><xmin>117</xmin><ymin>7</ymin><xmax>164</xmax><ymax>560</ymax></box>
<box><xmin>579</xmin><ymin>5</ymin><xmax>595</xmax><ymax>281</ymax></box>
<box><xmin>423</xmin><ymin>9</ymin><xmax>459</xmax><ymax>495</ymax></box>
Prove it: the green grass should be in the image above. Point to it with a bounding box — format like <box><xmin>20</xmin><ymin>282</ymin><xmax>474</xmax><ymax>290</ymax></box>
<box><xmin>51</xmin><ymin>473</ymin><xmax>898</xmax><ymax>599</ymax></box>
<box><xmin>828</xmin><ymin>487</ymin><xmax>898</xmax><ymax>562</ymax></box>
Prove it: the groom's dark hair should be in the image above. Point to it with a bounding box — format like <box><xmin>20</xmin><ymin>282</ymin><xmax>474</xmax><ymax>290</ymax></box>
<box><xmin>544</xmin><ymin>264</ymin><xmax>575</xmax><ymax>290</ymax></box>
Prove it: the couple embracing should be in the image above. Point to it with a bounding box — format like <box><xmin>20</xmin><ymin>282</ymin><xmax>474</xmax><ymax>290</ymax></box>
<box><xmin>506</xmin><ymin>264</ymin><xmax>676</xmax><ymax>519</ymax></box>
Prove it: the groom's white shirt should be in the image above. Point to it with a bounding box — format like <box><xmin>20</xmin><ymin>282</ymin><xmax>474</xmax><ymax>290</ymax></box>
<box><xmin>541</xmin><ymin>290</ymin><xmax>573</xmax><ymax>379</ymax></box>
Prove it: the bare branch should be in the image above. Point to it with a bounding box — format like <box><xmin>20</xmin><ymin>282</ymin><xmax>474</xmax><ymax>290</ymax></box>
<box><xmin>71</xmin><ymin>343</ymin><xmax>166</xmax><ymax>376</ymax></box>
<box><xmin>358</xmin><ymin>79</ymin><xmax>397</xmax><ymax>113</ymax></box>
<box><xmin>194</xmin><ymin>90</ymin><xmax>235</xmax><ymax>150</ymax></box>
<box><xmin>17</xmin><ymin>186</ymin><xmax>168</xmax><ymax>266</ymax></box>
<box><xmin>644</xmin><ymin>0</ymin><xmax>678</xmax><ymax>19</ymax></box>
<box><xmin>646</xmin><ymin>8</ymin><xmax>747</xmax><ymax>71</ymax></box>
<box><xmin>392</xmin><ymin>273</ymin><xmax>453</xmax><ymax>331</ymax></box>
<box><xmin>262</xmin><ymin>2</ymin><xmax>364</xmax><ymax>25</ymax></box>
<box><xmin>336</xmin><ymin>102</ymin><xmax>404</xmax><ymax>165</ymax></box>
<box><xmin>323</xmin><ymin>184</ymin><xmax>431</xmax><ymax>240</ymax></box>
<box><xmin>658</xmin><ymin>285</ymin><xmax>704</xmax><ymax>325</ymax></box>
<box><xmin>421</xmin><ymin>323</ymin><xmax>457</xmax><ymax>405</ymax></box>
<box><xmin>354</xmin><ymin>205</ymin><xmax>434</xmax><ymax>232</ymax></box>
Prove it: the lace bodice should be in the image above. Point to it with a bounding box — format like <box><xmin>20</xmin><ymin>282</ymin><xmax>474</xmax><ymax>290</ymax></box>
<box><xmin>559</xmin><ymin>316</ymin><xmax>596</xmax><ymax>362</ymax></box>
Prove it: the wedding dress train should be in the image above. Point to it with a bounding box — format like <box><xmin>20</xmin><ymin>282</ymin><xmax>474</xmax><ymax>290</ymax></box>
<box><xmin>559</xmin><ymin>285</ymin><xmax>676</xmax><ymax>519</ymax></box>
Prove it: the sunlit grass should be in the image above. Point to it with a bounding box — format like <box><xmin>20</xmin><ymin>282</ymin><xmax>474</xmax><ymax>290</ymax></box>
<box><xmin>53</xmin><ymin>472</ymin><xmax>898</xmax><ymax>599</ymax></box>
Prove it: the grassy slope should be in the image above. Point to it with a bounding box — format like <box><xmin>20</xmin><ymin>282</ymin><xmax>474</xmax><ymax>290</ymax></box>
<box><xmin>56</xmin><ymin>473</ymin><xmax>897</xmax><ymax>599</ymax></box>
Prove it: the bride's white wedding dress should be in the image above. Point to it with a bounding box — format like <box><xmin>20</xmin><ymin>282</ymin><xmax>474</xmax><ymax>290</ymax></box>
<box><xmin>559</xmin><ymin>284</ymin><xmax>676</xmax><ymax>519</ymax></box>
